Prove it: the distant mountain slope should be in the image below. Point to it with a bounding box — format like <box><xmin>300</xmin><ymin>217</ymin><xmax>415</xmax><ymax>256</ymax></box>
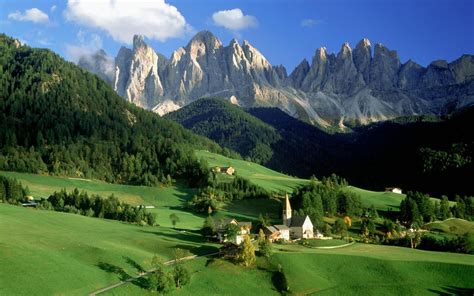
<box><xmin>251</xmin><ymin>107</ymin><xmax>474</xmax><ymax>197</ymax></box>
<box><xmin>165</xmin><ymin>96</ymin><xmax>474</xmax><ymax>196</ymax></box>
<box><xmin>0</xmin><ymin>34</ymin><xmax>227</xmax><ymax>186</ymax></box>
<box><xmin>165</xmin><ymin>98</ymin><xmax>280</xmax><ymax>164</ymax></box>
<box><xmin>79</xmin><ymin>30</ymin><xmax>474</xmax><ymax>128</ymax></box>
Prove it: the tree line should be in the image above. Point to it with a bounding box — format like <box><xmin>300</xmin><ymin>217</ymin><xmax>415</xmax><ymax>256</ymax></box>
<box><xmin>399</xmin><ymin>191</ymin><xmax>474</xmax><ymax>227</ymax></box>
<box><xmin>0</xmin><ymin>175</ymin><xmax>155</xmax><ymax>226</ymax></box>
<box><xmin>291</xmin><ymin>174</ymin><xmax>362</xmax><ymax>228</ymax></box>
<box><xmin>188</xmin><ymin>175</ymin><xmax>272</xmax><ymax>213</ymax></box>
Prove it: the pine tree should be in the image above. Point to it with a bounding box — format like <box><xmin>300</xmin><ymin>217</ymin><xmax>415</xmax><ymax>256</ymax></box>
<box><xmin>237</xmin><ymin>236</ymin><xmax>256</xmax><ymax>267</ymax></box>
<box><xmin>201</xmin><ymin>215</ymin><xmax>215</xmax><ymax>237</ymax></box>
<box><xmin>440</xmin><ymin>196</ymin><xmax>450</xmax><ymax>220</ymax></box>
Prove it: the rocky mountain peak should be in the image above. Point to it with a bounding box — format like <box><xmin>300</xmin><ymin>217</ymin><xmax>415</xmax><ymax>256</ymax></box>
<box><xmin>340</xmin><ymin>42</ymin><xmax>352</xmax><ymax>57</ymax></box>
<box><xmin>187</xmin><ymin>30</ymin><xmax>222</xmax><ymax>50</ymax></box>
<box><xmin>357</xmin><ymin>38</ymin><xmax>371</xmax><ymax>48</ymax></box>
<box><xmin>229</xmin><ymin>38</ymin><xmax>239</xmax><ymax>47</ymax></box>
<box><xmin>315</xmin><ymin>47</ymin><xmax>328</xmax><ymax>60</ymax></box>
<box><xmin>133</xmin><ymin>35</ymin><xmax>147</xmax><ymax>51</ymax></box>
<box><xmin>288</xmin><ymin>59</ymin><xmax>310</xmax><ymax>88</ymax></box>
<box><xmin>430</xmin><ymin>59</ymin><xmax>449</xmax><ymax>69</ymax></box>
<box><xmin>77</xmin><ymin>32</ymin><xmax>474</xmax><ymax>128</ymax></box>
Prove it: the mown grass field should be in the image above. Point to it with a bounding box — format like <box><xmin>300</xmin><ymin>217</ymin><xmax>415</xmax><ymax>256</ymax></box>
<box><xmin>273</xmin><ymin>243</ymin><xmax>474</xmax><ymax>295</ymax></box>
<box><xmin>0</xmin><ymin>203</ymin><xmax>219</xmax><ymax>296</ymax></box>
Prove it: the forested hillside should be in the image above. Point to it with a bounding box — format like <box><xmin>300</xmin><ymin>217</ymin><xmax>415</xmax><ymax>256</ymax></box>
<box><xmin>165</xmin><ymin>98</ymin><xmax>280</xmax><ymax>164</ymax></box>
<box><xmin>0</xmin><ymin>34</ymin><xmax>229</xmax><ymax>186</ymax></box>
<box><xmin>166</xmin><ymin>98</ymin><xmax>474</xmax><ymax>196</ymax></box>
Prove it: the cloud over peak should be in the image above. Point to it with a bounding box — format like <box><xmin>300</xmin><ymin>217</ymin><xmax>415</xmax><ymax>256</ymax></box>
<box><xmin>212</xmin><ymin>8</ymin><xmax>258</xmax><ymax>31</ymax></box>
<box><xmin>64</xmin><ymin>0</ymin><xmax>192</xmax><ymax>44</ymax></box>
<box><xmin>8</xmin><ymin>8</ymin><xmax>50</xmax><ymax>24</ymax></box>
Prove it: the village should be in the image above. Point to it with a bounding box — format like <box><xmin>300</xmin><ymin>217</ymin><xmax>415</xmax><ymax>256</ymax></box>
<box><xmin>214</xmin><ymin>194</ymin><xmax>325</xmax><ymax>247</ymax></box>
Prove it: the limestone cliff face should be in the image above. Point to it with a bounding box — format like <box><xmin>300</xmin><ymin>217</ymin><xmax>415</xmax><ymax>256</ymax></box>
<box><xmin>78</xmin><ymin>31</ymin><xmax>474</xmax><ymax>128</ymax></box>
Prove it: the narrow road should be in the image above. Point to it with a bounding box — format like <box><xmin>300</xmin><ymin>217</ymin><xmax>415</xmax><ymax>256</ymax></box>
<box><xmin>89</xmin><ymin>252</ymin><xmax>219</xmax><ymax>296</ymax></box>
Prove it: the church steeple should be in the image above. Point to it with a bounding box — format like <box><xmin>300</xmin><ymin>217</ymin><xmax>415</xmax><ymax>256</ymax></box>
<box><xmin>283</xmin><ymin>193</ymin><xmax>292</xmax><ymax>226</ymax></box>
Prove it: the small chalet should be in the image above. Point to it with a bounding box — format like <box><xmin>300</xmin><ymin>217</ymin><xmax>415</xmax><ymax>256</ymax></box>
<box><xmin>220</xmin><ymin>166</ymin><xmax>235</xmax><ymax>175</ymax></box>
<box><xmin>385</xmin><ymin>187</ymin><xmax>402</xmax><ymax>194</ymax></box>
<box><xmin>264</xmin><ymin>224</ymin><xmax>290</xmax><ymax>241</ymax></box>
<box><xmin>215</xmin><ymin>218</ymin><xmax>252</xmax><ymax>245</ymax></box>
<box><xmin>21</xmin><ymin>196</ymin><xmax>37</xmax><ymax>207</ymax></box>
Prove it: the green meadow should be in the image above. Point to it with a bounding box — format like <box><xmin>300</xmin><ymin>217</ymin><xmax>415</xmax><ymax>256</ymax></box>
<box><xmin>1</xmin><ymin>154</ymin><xmax>473</xmax><ymax>295</ymax></box>
<box><xmin>274</xmin><ymin>244</ymin><xmax>474</xmax><ymax>295</ymax></box>
<box><xmin>0</xmin><ymin>203</ymin><xmax>218</xmax><ymax>296</ymax></box>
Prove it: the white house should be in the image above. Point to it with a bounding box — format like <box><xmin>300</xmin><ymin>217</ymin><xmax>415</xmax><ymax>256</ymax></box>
<box><xmin>386</xmin><ymin>187</ymin><xmax>402</xmax><ymax>194</ymax></box>
<box><xmin>215</xmin><ymin>218</ymin><xmax>252</xmax><ymax>245</ymax></box>
<box><xmin>264</xmin><ymin>224</ymin><xmax>290</xmax><ymax>241</ymax></box>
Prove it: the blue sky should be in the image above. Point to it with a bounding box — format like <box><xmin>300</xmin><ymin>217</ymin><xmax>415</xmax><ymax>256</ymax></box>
<box><xmin>1</xmin><ymin>0</ymin><xmax>473</xmax><ymax>72</ymax></box>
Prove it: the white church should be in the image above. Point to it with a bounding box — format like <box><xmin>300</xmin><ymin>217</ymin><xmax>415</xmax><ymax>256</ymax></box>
<box><xmin>265</xmin><ymin>194</ymin><xmax>316</xmax><ymax>241</ymax></box>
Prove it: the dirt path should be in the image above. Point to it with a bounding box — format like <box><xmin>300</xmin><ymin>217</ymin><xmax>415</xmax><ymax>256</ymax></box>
<box><xmin>89</xmin><ymin>252</ymin><xmax>219</xmax><ymax>295</ymax></box>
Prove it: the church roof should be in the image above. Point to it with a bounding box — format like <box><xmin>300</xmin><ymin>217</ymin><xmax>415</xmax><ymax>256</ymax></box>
<box><xmin>290</xmin><ymin>215</ymin><xmax>310</xmax><ymax>227</ymax></box>
<box><xmin>274</xmin><ymin>224</ymin><xmax>289</xmax><ymax>231</ymax></box>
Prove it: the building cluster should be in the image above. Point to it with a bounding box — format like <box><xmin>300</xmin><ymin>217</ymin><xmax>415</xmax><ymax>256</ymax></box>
<box><xmin>216</xmin><ymin>194</ymin><xmax>321</xmax><ymax>245</ymax></box>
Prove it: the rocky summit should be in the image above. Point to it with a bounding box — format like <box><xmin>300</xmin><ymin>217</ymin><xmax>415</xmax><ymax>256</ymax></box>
<box><xmin>79</xmin><ymin>30</ymin><xmax>474</xmax><ymax>127</ymax></box>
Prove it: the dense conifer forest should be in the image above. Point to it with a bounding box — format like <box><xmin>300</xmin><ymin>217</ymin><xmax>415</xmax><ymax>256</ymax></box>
<box><xmin>0</xmin><ymin>34</ymin><xmax>232</xmax><ymax>187</ymax></box>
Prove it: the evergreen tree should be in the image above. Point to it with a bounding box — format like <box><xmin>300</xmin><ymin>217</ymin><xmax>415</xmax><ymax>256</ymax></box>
<box><xmin>201</xmin><ymin>215</ymin><xmax>216</xmax><ymax>237</ymax></box>
<box><xmin>258</xmin><ymin>229</ymin><xmax>272</xmax><ymax>258</ymax></box>
<box><xmin>440</xmin><ymin>196</ymin><xmax>450</xmax><ymax>220</ymax></box>
<box><xmin>237</xmin><ymin>236</ymin><xmax>256</xmax><ymax>267</ymax></box>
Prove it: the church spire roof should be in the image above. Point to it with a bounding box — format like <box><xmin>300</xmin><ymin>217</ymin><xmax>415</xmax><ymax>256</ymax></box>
<box><xmin>284</xmin><ymin>193</ymin><xmax>291</xmax><ymax>212</ymax></box>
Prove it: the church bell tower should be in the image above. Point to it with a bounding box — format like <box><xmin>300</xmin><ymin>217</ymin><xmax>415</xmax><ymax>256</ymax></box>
<box><xmin>283</xmin><ymin>193</ymin><xmax>292</xmax><ymax>226</ymax></box>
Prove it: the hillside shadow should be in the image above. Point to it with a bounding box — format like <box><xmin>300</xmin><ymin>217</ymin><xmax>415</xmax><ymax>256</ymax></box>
<box><xmin>97</xmin><ymin>262</ymin><xmax>131</xmax><ymax>281</ymax></box>
<box><xmin>123</xmin><ymin>256</ymin><xmax>145</xmax><ymax>273</ymax></box>
<box><xmin>428</xmin><ymin>286</ymin><xmax>474</xmax><ymax>295</ymax></box>
<box><xmin>170</xmin><ymin>244</ymin><xmax>219</xmax><ymax>256</ymax></box>
<box><xmin>98</xmin><ymin>260</ymin><xmax>149</xmax><ymax>290</ymax></box>
<box><xmin>138</xmin><ymin>229</ymin><xmax>204</xmax><ymax>244</ymax></box>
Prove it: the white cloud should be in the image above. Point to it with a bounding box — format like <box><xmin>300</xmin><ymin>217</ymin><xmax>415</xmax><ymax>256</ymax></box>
<box><xmin>301</xmin><ymin>18</ymin><xmax>319</xmax><ymax>28</ymax></box>
<box><xmin>8</xmin><ymin>8</ymin><xmax>50</xmax><ymax>24</ymax></box>
<box><xmin>51</xmin><ymin>5</ymin><xmax>57</xmax><ymax>12</ymax></box>
<box><xmin>212</xmin><ymin>8</ymin><xmax>258</xmax><ymax>31</ymax></box>
<box><xmin>65</xmin><ymin>31</ymin><xmax>104</xmax><ymax>62</ymax></box>
<box><xmin>64</xmin><ymin>0</ymin><xmax>192</xmax><ymax>44</ymax></box>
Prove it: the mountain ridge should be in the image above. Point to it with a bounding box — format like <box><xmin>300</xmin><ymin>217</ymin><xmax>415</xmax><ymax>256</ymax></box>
<box><xmin>78</xmin><ymin>30</ymin><xmax>474</xmax><ymax>128</ymax></box>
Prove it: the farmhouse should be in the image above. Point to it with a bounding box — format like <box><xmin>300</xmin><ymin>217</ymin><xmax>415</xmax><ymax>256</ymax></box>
<box><xmin>385</xmin><ymin>187</ymin><xmax>402</xmax><ymax>194</ymax></box>
<box><xmin>264</xmin><ymin>224</ymin><xmax>290</xmax><ymax>241</ymax></box>
<box><xmin>215</xmin><ymin>218</ymin><xmax>252</xmax><ymax>245</ymax></box>
<box><xmin>215</xmin><ymin>166</ymin><xmax>235</xmax><ymax>175</ymax></box>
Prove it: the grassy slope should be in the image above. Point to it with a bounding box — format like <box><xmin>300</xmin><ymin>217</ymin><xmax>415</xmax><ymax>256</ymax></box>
<box><xmin>196</xmin><ymin>150</ymin><xmax>406</xmax><ymax>211</ymax></box>
<box><xmin>0</xmin><ymin>204</ymin><xmax>218</xmax><ymax>296</ymax></box>
<box><xmin>0</xmin><ymin>170</ymin><xmax>203</xmax><ymax>229</ymax></box>
<box><xmin>425</xmin><ymin>218</ymin><xmax>474</xmax><ymax>235</ymax></box>
<box><xmin>196</xmin><ymin>150</ymin><xmax>308</xmax><ymax>193</ymax></box>
<box><xmin>273</xmin><ymin>244</ymin><xmax>474</xmax><ymax>295</ymax></box>
<box><xmin>106</xmin><ymin>257</ymin><xmax>279</xmax><ymax>296</ymax></box>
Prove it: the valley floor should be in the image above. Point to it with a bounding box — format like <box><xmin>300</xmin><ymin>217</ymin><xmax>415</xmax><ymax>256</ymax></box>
<box><xmin>1</xmin><ymin>166</ymin><xmax>473</xmax><ymax>295</ymax></box>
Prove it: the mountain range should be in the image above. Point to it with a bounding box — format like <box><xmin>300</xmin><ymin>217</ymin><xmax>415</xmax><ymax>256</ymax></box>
<box><xmin>79</xmin><ymin>30</ymin><xmax>474</xmax><ymax>128</ymax></box>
